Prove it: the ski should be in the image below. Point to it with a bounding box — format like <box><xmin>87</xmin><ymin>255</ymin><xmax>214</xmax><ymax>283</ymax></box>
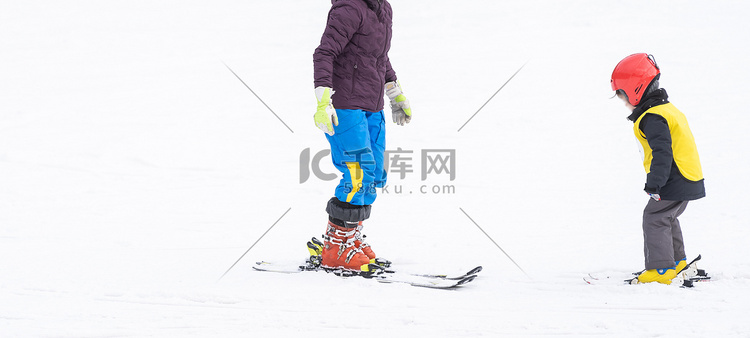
<box><xmin>585</xmin><ymin>254</ymin><xmax>710</xmax><ymax>287</ymax></box>
<box><xmin>374</xmin><ymin>273</ymin><xmax>477</xmax><ymax>289</ymax></box>
<box><xmin>401</xmin><ymin>265</ymin><xmax>483</xmax><ymax>280</ymax></box>
<box><xmin>254</xmin><ymin>261</ymin><xmax>482</xmax><ymax>280</ymax></box>
<box><xmin>253</xmin><ymin>261</ymin><xmax>481</xmax><ymax>289</ymax></box>
<box><xmin>252</xmin><ymin>261</ymin><xmax>317</xmax><ymax>274</ymax></box>
<box><xmin>317</xmin><ymin>264</ymin><xmax>480</xmax><ymax>289</ymax></box>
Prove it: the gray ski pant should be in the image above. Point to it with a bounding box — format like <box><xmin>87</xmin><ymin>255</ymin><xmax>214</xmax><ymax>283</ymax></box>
<box><xmin>642</xmin><ymin>199</ymin><xmax>689</xmax><ymax>270</ymax></box>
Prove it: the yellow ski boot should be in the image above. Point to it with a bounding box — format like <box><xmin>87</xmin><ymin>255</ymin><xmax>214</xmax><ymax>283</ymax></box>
<box><xmin>637</xmin><ymin>267</ymin><xmax>677</xmax><ymax>285</ymax></box>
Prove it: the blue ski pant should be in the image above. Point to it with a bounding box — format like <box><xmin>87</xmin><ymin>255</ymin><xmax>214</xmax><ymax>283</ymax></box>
<box><xmin>325</xmin><ymin>109</ymin><xmax>386</xmax><ymax>206</ymax></box>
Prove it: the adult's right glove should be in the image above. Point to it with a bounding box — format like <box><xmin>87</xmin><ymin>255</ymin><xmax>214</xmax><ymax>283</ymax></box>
<box><xmin>314</xmin><ymin>86</ymin><xmax>338</xmax><ymax>136</ymax></box>
<box><xmin>385</xmin><ymin>81</ymin><xmax>412</xmax><ymax>126</ymax></box>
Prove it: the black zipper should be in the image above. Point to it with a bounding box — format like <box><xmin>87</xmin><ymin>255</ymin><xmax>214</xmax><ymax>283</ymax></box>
<box><xmin>352</xmin><ymin>63</ymin><xmax>358</xmax><ymax>94</ymax></box>
<box><xmin>380</xmin><ymin>21</ymin><xmax>390</xmax><ymax>109</ymax></box>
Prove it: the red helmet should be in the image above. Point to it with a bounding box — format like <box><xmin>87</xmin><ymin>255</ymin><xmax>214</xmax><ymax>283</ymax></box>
<box><xmin>611</xmin><ymin>53</ymin><xmax>660</xmax><ymax>106</ymax></box>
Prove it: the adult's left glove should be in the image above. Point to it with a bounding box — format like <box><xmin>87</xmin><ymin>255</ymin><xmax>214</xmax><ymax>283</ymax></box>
<box><xmin>314</xmin><ymin>86</ymin><xmax>338</xmax><ymax>136</ymax></box>
<box><xmin>385</xmin><ymin>81</ymin><xmax>412</xmax><ymax>126</ymax></box>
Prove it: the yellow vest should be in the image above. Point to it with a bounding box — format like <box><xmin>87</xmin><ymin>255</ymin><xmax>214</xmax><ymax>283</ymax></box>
<box><xmin>633</xmin><ymin>103</ymin><xmax>703</xmax><ymax>182</ymax></box>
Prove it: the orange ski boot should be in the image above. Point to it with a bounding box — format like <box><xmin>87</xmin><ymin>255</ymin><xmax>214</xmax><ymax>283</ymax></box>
<box><xmin>352</xmin><ymin>222</ymin><xmax>391</xmax><ymax>267</ymax></box>
<box><xmin>320</xmin><ymin>221</ymin><xmax>370</xmax><ymax>272</ymax></box>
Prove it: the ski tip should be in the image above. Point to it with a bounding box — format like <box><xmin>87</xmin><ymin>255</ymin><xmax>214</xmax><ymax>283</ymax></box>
<box><xmin>467</xmin><ymin>266</ymin><xmax>483</xmax><ymax>275</ymax></box>
<box><xmin>456</xmin><ymin>275</ymin><xmax>477</xmax><ymax>286</ymax></box>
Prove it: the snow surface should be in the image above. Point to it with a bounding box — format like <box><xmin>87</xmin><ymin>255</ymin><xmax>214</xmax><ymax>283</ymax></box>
<box><xmin>2</xmin><ymin>0</ymin><xmax>750</xmax><ymax>336</ymax></box>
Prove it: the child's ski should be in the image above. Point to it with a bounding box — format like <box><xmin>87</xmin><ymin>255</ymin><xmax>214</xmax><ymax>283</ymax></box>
<box><xmin>253</xmin><ymin>261</ymin><xmax>481</xmax><ymax>289</ymax></box>
<box><xmin>585</xmin><ymin>254</ymin><xmax>710</xmax><ymax>287</ymax></box>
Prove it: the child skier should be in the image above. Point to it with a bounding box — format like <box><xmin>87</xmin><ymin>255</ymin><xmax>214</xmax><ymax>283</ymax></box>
<box><xmin>311</xmin><ymin>0</ymin><xmax>411</xmax><ymax>271</ymax></box>
<box><xmin>611</xmin><ymin>53</ymin><xmax>705</xmax><ymax>284</ymax></box>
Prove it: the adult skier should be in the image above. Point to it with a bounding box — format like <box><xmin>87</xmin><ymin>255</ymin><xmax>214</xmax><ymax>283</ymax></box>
<box><xmin>611</xmin><ymin>53</ymin><xmax>705</xmax><ymax>284</ymax></box>
<box><xmin>312</xmin><ymin>0</ymin><xmax>411</xmax><ymax>271</ymax></box>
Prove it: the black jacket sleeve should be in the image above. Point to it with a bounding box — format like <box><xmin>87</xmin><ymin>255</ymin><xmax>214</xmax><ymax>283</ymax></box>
<box><xmin>640</xmin><ymin>114</ymin><xmax>673</xmax><ymax>193</ymax></box>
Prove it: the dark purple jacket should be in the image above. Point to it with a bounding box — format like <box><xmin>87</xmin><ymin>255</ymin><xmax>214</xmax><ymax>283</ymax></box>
<box><xmin>313</xmin><ymin>0</ymin><xmax>397</xmax><ymax>113</ymax></box>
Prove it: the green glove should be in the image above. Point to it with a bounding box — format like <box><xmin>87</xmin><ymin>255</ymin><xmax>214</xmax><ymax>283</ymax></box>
<box><xmin>314</xmin><ymin>86</ymin><xmax>338</xmax><ymax>135</ymax></box>
<box><xmin>385</xmin><ymin>81</ymin><xmax>412</xmax><ymax>126</ymax></box>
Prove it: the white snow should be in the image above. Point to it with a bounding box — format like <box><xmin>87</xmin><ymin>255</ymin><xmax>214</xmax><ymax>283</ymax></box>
<box><xmin>2</xmin><ymin>0</ymin><xmax>750</xmax><ymax>336</ymax></box>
